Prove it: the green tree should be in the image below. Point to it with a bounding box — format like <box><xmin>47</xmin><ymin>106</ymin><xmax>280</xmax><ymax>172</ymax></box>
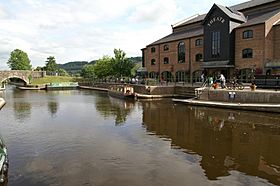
<box><xmin>81</xmin><ymin>64</ymin><xmax>95</xmax><ymax>78</ymax></box>
<box><xmin>45</xmin><ymin>56</ymin><xmax>58</xmax><ymax>73</ymax></box>
<box><xmin>7</xmin><ymin>49</ymin><xmax>32</xmax><ymax>70</ymax></box>
<box><xmin>34</xmin><ymin>66</ymin><xmax>43</xmax><ymax>71</ymax></box>
<box><xmin>93</xmin><ymin>56</ymin><xmax>113</xmax><ymax>78</ymax></box>
<box><xmin>111</xmin><ymin>49</ymin><xmax>134</xmax><ymax>78</ymax></box>
<box><xmin>131</xmin><ymin>63</ymin><xmax>141</xmax><ymax>77</ymax></box>
<box><xmin>57</xmin><ymin>68</ymin><xmax>69</xmax><ymax>76</ymax></box>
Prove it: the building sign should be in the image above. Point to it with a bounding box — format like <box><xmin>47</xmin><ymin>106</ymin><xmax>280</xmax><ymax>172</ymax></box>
<box><xmin>207</xmin><ymin>17</ymin><xmax>225</xmax><ymax>27</ymax></box>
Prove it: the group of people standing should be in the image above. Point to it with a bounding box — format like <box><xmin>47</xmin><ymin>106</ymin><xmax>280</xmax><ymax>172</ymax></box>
<box><xmin>201</xmin><ymin>73</ymin><xmax>226</xmax><ymax>89</ymax></box>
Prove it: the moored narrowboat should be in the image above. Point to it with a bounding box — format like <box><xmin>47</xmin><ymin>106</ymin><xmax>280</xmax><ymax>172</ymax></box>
<box><xmin>108</xmin><ymin>85</ymin><xmax>135</xmax><ymax>99</ymax></box>
<box><xmin>0</xmin><ymin>136</ymin><xmax>8</xmax><ymax>184</ymax></box>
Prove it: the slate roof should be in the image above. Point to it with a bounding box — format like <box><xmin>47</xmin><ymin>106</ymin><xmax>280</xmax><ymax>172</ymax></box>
<box><xmin>230</xmin><ymin>0</ymin><xmax>277</xmax><ymax>11</ymax></box>
<box><xmin>173</xmin><ymin>14</ymin><xmax>206</xmax><ymax>28</ymax></box>
<box><xmin>174</xmin><ymin>0</ymin><xmax>277</xmax><ymax>28</ymax></box>
<box><xmin>238</xmin><ymin>9</ymin><xmax>280</xmax><ymax>28</ymax></box>
<box><xmin>147</xmin><ymin>28</ymin><xmax>203</xmax><ymax>46</ymax></box>
<box><xmin>147</xmin><ymin>0</ymin><xmax>279</xmax><ymax>46</ymax></box>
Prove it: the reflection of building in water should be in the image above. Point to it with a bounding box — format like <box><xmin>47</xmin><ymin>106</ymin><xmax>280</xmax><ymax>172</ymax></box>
<box><xmin>95</xmin><ymin>96</ymin><xmax>135</xmax><ymax>125</ymax></box>
<box><xmin>142</xmin><ymin>102</ymin><xmax>280</xmax><ymax>184</ymax></box>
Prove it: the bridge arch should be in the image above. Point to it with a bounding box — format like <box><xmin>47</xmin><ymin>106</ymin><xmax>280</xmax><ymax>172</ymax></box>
<box><xmin>1</xmin><ymin>76</ymin><xmax>29</xmax><ymax>85</ymax></box>
<box><xmin>0</xmin><ymin>70</ymin><xmax>45</xmax><ymax>86</ymax></box>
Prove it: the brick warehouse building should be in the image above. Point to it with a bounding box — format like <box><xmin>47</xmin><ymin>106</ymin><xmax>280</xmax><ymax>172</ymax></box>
<box><xmin>141</xmin><ymin>0</ymin><xmax>280</xmax><ymax>83</ymax></box>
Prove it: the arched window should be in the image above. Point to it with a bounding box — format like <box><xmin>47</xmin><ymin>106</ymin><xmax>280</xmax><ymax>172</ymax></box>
<box><xmin>151</xmin><ymin>59</ymin><xmax>156</xmax><ymax>65</ymax></box>
<box><xmin>242</xmin><ymin>48</ymin><xmax>253</xmax><ymax>58</ymax></box>
<box><xmin>149</xmin><ymin>72</ymin><xmax>157</xmax><ymax>78</ymax></box>
<box><xmin>163</xmin><ymin>57</ymin><xmax>169</xmax><ymax>64</ymax></box>
<box><xmin>178</xmin><ymin>42</ymin><xmax>185</xmax><ymax>63</ymax></box>
<box><xmin>195</xmin><ymin>39</ymin><xmax>203</xmax><ymax>46</ymax></box>
<box><xmin>175</xmin><ymin>71</ymin><xmax>187</xmax><ymax>82</ymax></box>
<box><xmin>161</xmin><ymin>71</ymin><xmax>173</xmax><ymax>82</ymax></box>
<box><xmin>195</xmin><ymin>54</ymin><xmax>203</xmax><ymax>62</ymax></box>
<box><xmin>163</xmin><ymin>45</ymin><xmax>169</xmax><ymax>51</ymax></box>
<box><xmin>151</xmin><ymin>47</ymin><xmax>156</xmax><ymax>53</ymax></box>
<box><xmin>243</xmin><ymin>30</ymin><xmax>253</xmax><ymax>39</ymax></box>
<box><xmin>212</xmin><ymin>31</ymin><xmax>220</xmax><ymax>58</ymax></box>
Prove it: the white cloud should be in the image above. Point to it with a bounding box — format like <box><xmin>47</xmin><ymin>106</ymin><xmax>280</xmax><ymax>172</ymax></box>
<box><xmin>0</xmin><ymin>0</ymin><xmax>246</xmax><ymax>69</ymax></box>
<box><xmin>128</xmin><ymin>0</ymin><xmax>178</xmax><ymax>24</ymax></box>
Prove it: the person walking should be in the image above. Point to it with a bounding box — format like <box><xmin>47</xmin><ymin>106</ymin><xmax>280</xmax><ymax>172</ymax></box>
<box><xmin>220</xmin><ymin>74</ymin><xmax>226</xmax><ymax>89</ymax></box>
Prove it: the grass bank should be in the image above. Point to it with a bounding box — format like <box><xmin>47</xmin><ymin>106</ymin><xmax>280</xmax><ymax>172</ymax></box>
<box><xmin>31</xmin><ymin>76</ymin><xmax>80</xmax><ymax>85</ymax></box>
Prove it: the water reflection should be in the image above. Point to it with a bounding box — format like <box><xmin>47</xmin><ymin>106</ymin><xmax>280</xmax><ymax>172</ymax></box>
<box><xmin>48</xmin><ymin>101</ymin><xmax>59</xmax><ymax>117</ymax></box>
<box><xmin>95</xmin><ymin>95</ymin><xmax>135</xmax><ymax>125</ymax></box>
<box><xmin>12</xmin><ymin>90</ymin><xmax>31</xmax><ymax>121</ymax></box>
<box><xmin>142</xmin><ymin>101</ymin><xmax>280</xmax><ymax>185</ymax></box>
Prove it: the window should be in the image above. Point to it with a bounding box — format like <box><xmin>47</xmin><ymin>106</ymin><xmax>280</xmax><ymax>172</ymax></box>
<box><xmin>195</xmin><ymin>39</ymin><xmax>203</xmax><ymax>46</ymax></box>
<box><xmin>149</xmin><ymin>72</ymin><xmax>157</xmax><ymax>78</ymax></box>
<box><xmin>163</xmin><ymin>57</ymin><xmax>169</xmax><ymax>64</ymax></box>
<box><xmin>196</xmin><ymin>54</ymin><xmax>203</xmax><ymax>62</ymax></box>
<box><xmin>176</xmin><ymin>71</ymin><xmax>187</xmax><ymax>82</ymax></box>
<box><xmin>178</xmin><ymin>42</ymin><xmax>185</xmax><ymax>63</ymax></box>
<box><xmin>163</xmin><ymin>45</ymin><xmax>169</xmax><ymax>51</ymax></box>
<box><xmin>242</xmin><ymin>48</ymin><xmax>253</xmax><ymax>58</ymax></box>
<box><xmin>151</xmin><ymin>47</ymin><xmax>156</xmax><ymax>53</ymax></box>
<box><xmin>151</xmin><ymin>59</ymin><xmax>156</xmax><ymax>65</ymax></box>
<box><xmin>211</xmin><ymin>31</ymin><xmax>220</xmax><ymax>58</ymax></box>
<box><xmin>243</xmin><ymin>30</ymin><xmax>253</xmax><ymax>39</ymax></box>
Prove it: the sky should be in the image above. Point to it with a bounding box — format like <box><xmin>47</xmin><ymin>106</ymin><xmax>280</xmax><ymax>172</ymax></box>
<box><xmin>0</xmin><ymin>0</ymin><xmax>245</xmax><ymax>69</ymax></box>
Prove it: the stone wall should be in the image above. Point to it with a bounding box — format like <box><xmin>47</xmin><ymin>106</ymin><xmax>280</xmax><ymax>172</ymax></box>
<box><xmin>199</xmin><ymin>89</ymin><xmax>280</xmax><ymax>103</ymax></box>
<box><xmin>133</xmin><ymin>85</ymin><xmax>174</xmax><ymax>95</ymax></box>
<box><xmin>0</xmin><ymin>70</ymin><xmax>45</xmax><ymax>84</ymax></box>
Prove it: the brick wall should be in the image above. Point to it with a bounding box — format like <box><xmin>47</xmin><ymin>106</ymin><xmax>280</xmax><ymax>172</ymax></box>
<box><xmin>190</xmin><ymin>36</ymin><xmax>204</xmax><ymax>73</ymax></box>
<box><xmin>274</xmin><ymin>25</ymin><xmax>280</xmax><ymax>59</ymax></box>
<box><xmin>235</xmin><ymin>24</ymin><xmax>265</xmax><ymax>70</ymax></box>
<box><xmin>146</xmin><ymin>45</ymin><xmax>160</xmax><ymax>73</ymax></box>
<box><xmin>145</xmin><ymin>36</ymin><xmax>204</xmax><ymax>77</ymax></box>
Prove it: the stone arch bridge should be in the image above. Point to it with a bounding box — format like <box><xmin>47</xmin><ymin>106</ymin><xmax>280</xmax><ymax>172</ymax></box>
<box><xmin>0</xmin><ymin>70</ymin><xmax>45</xmax><ymax>85</ymax></box>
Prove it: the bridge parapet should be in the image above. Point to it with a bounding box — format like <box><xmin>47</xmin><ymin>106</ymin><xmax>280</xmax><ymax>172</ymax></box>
<box><xmin>0</xmin><ymin>70</ymin><xmax>46</xmax><ymax>84</ymax></box>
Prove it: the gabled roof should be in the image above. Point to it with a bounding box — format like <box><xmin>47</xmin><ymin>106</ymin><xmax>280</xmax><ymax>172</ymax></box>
<box><xmin>238</xmin><ymin>9</ymin><xmax>280</xmax><ymax>28</ymax></box>
<box><xmin>230</xmin><ymin>0</ymin><xmax>277</xmax><ymax>11</ymax></box>
<box><xmin>173</xmin><ymin>0</ymin><xmax>277</xmax><ymax>28</ymax></box>
<box><xmin>147</xmin><ymin>28</ymin><xmax>203</xmax><ymax>46</ymax></box>
<box><xmin>202</xmin><ymin>4</ymin><xmax>246</xmax><ymax>25</ymax></box>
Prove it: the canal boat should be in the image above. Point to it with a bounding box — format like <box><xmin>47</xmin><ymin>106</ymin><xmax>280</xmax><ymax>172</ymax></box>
<box><xmin>108</xmin><ymin>85</ymin><xmax>135</xmax><ymax>99</ymax></box>
<box><xmin>46</xmin><ymin>82</ymin><xmax>79</xmax><ymax>90</ymax></box>
<box><xmin>0</xmin><ymin>135</ymin><xmax>8</xmax><ymax>184</ymax></box>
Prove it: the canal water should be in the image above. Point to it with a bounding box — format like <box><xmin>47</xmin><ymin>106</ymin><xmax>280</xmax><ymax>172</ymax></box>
<box><xmin>0</xmin><ymin>86</ymin><xmax>280</xmax><ymax>186</ymax></box>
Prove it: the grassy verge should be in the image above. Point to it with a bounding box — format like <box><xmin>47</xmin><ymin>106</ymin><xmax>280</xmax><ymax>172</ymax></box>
<box><xmin>31</xmin><ymin>76</ymin><xmax>80</xmax><ymax>85</ymax></box>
